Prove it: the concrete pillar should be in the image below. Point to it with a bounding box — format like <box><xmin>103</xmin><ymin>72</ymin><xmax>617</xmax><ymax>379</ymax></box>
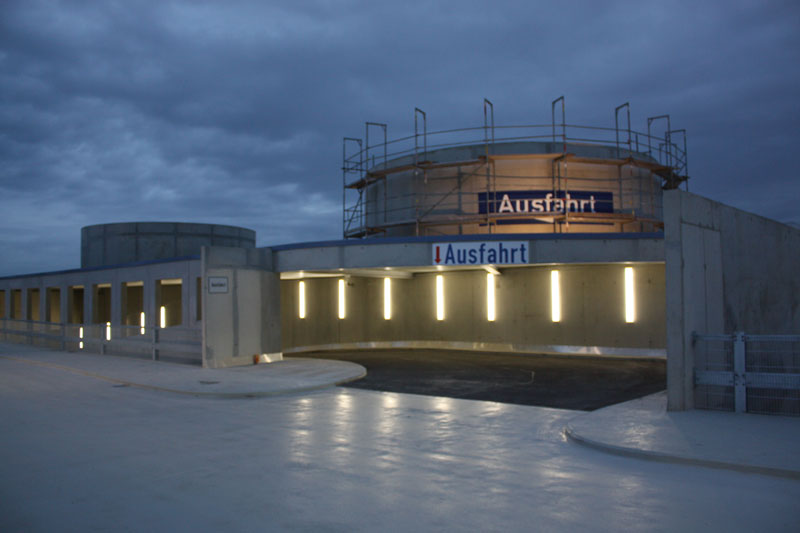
<box><xmin>60</xmin><ymin>286</ymin><xmax>69</xmax><ymax>324</ymax></box>
<box><xmin>143</xmin><ymin>277</ymin><xmax>157</xmax><ymax>329</ymax></box>
<box><xmin>21</xmin><ymin>287</ymin><xmax>29</xmax><ymax>322</ymax></box>
<box><xmin>111</xmin><ymin>280</ymin><xmax>122</xmax><ymax>327</ymax></box>
<box><xmin>83</xmin><ymin>286</ymin><xmax>92</xmax><ymax>325</ymax></box>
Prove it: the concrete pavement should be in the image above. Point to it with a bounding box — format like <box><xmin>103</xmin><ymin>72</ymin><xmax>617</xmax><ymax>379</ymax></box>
<box><xmin>1</xmin><ymin>341</ymin><xmax>798</xmax><ymax>479</ymax></box>
<box><xmin>0</xmin><ymin>342</ymin><xmax>366</xmax><ymax>398</ymax></box>
<box><xmin>565</xmin><ymin>391</ymin><xmax>800</xmax><ymax>479</ymax></box>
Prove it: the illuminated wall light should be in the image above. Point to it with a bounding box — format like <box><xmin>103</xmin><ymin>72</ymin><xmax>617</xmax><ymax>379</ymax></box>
<box><xmin>105</xmin><ymin>321</ymin><xmax>111</xmax><ymax>341</ymax></box>
<box><xmin>436</xmin><ymin>275</ymin><xmax>445</xmax><ymax>321</ymax></box>
<box><xmin>79</xmin><ymin>326</ymin><xmax>84</xmax><ymax>349</ymax></box>
<box><xmin>487</xmin><ymin>273</ymin><xmax>496</xmax><ymax>322</ymax></box>
<box><xmin>383</xmin><ymin>277</ymin><xmax>392</xmax><ymax>320</ymax></box>
<box><xmin>551</xmin><ymin>270</ymin><xmax>561</xmax><ymax>323</ymax></box>
<box><xmin>140</xmin><ymin>312</ymin><xmax>145</xmax><ymax>335</ymax></box>
<box><xmin>160</xmin><ymin>306</ymin><xmax>166</xmax><ymax>328</ymax></box>
<box><xmin>298</xmin><ymin>281</ymin><xmax>306</xmax><ymax>319</ymax></box>
<box><xmin>338</xmin><ymin>279</ymin><xmax>346</xmax><ymax>319</ymax></box>
<box><xmin>625</xmin><ymin>266</ymin><xmax>636</xmax><ymax>323</ymax></box>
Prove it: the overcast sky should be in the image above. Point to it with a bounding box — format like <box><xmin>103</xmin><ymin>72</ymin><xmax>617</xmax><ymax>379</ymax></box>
<box><xmin>1</xmin><ymin>0</ymin><xmax>798</xmax><ymax>276</ymax></box>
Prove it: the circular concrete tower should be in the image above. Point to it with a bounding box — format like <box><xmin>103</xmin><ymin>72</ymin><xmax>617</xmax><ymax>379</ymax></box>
<box><xmin>81</xmin><ymin>222</ymin><xmax>256</xmax><ymax>268</ymax></box>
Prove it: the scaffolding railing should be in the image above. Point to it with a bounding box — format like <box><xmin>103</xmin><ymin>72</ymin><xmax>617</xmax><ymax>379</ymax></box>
<box><xmin>343</xmin><ymin>101</ymin><xmax>688</xmax><ymax>238</ymax></box>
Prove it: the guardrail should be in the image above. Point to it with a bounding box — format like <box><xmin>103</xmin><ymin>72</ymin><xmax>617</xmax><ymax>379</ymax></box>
<box><xmin>0</xmin><ymin>318</ymin><xmax>202</xmax><ymax>365</ymax></box>
<box><xmin>693</xmin><ymin>332</ymin><xmax>800</xmax><ymax>416</ymax></box>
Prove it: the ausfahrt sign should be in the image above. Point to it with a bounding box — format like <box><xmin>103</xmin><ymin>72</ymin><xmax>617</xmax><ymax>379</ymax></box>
<box><xmin>432</xmin><ymin>242</ymin><xmax>528</xmax><ymax>265</ymax></box>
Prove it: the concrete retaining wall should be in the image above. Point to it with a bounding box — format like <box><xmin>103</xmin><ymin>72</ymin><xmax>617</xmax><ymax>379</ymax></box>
<box><xmin>664</xmin><ymin>190</ymin><xmax>800</xmax><ymax>410</ymax></box>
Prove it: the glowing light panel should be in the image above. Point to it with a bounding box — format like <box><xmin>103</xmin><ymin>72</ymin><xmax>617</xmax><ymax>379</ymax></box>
<box><xmin>160</xmin><ymin>306</ymin><xmax>166</xmax><ymax>328</ymax></box>
<box><xmin>551</xmin><ymin>270</ymin><xmax>561</xmax><ymax>322</ymax></box>
<box><xmin>487</xmin><ymin>273</ymin><xmax>496</xmax><ymax>321</ymax></box>
<box><xmin>338</xmin><ymin>279</ymin><xmax>345</xmax><ymax>319</ymax></box>
<box><xmin>625</xmin><ymin>267</ymin><xmax>636</xmax><ymax>323</ymax></box>
<box><xmin>140</xmin><ymin>312</ymin><xmax>145</xmax><ymax>335</ymax></box>
<box><xmin>436</xmin><ymin>275</ymin><xmax>445</xmax><ymax>321</ymax></box>
<box><xmin>79</xmin><ymin>326</ymin><xmax>84</xmax><ymax>349</ymax></box>
<box><xmin>383</xmin><ymin>277</ymin><xmax>391</xmax><ymax>320</ymax></box>
<box><xmin>105</xmin><ymin>321</ymin><xmax>111</xmax><ymax>341</ymax></box>
<box><xmin>298</xmin><ymin>281</ymin><xmax>306</xmax><ymax>319</ymax></box>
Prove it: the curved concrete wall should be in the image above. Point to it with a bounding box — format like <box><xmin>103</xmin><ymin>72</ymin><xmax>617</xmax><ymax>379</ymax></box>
<box><xmin>81</xmin><ymin>222</ymin><xmax>255</xmax><ymax>268</ymax></box>
<box><xmin>280</xmin><ymin>263</ymin><xmax>666</xmax><ymax>356</ymax></box>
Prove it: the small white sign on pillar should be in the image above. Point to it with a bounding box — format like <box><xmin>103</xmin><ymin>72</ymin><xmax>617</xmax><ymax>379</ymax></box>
<box><xmin>208</xmin><ymin>276</ymin><xmax>229</xmax><ymax>294</ymax></box>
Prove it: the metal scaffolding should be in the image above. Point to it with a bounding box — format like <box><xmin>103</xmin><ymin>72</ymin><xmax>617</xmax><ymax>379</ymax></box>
<box><xmin>342</xmin><ymin>98</ymin><xmax>689</xmax><ymax>239</ymax></box>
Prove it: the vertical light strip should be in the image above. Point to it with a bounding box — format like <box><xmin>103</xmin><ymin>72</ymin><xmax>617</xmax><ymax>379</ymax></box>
<box><xmin>383</xmin><ymin>277</ymin><xmax>391</xmax><ymax>320</ymax></box>
<box><xmin>338</xmin><ymin>279</ymin><xmax>346</xmax><ymax>319</ymax></box>
<box><xmin>487</xmin><ymin>273</ymin><xmax>496</xmax><ymax>322</ymax></box>
<box><xmin>436</xmin><ymin>275</ymin><xmax>445</xmax><ymax>321</ymax></box>
<box><xmin>140</xmin><ymin>311</ymin><xmax>145</xmax><ymax>335</ymax></box>
<box><xmin>551</xmin><ymin>270</ymin><xmax>561</xmax><ymax>323</ymax></box>
<box><xmin>298</xmin><ymin>281</ymin><xmax>306</xmax><ymax>319</ymax></box>
<box><xmin>79</xmin><ymin>326</ymin><xmax>84</xmax><ymax>349</ymax></box>
<box><xmin>625</xmin><ymin>266</ymin><xmax>636</xmax><ymax>323</ymax></box>
<box><xmin>160</xmin><ymin>306</ymin><xmax>166</xmax><ymax>328</ymax></box>
<box><xmin>105</xmin><ymin>321</ymin><xmax>111</xmax><ymax>341</ymax></box>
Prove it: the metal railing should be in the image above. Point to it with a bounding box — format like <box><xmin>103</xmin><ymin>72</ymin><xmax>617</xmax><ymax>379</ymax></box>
<box><xmin>693</xmin><ymin>332</ymin><xmax>800</xmax><ymax>416</ymax></box>
<box><xmin>343</xmin><ymin>120</ymin><xmax>687</xmax><ymax>238</ymax></box>
<box><xmin>0</xmin><ymin>318</ymin><xmax>202</xmax><ymax>365</ymax></box>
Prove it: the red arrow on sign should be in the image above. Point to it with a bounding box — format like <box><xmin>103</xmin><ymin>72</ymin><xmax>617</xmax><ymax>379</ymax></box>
<box><xmin>435</xmin><ymin>245</ymin><xmax>441</xmax><ymax>263</ymax></box>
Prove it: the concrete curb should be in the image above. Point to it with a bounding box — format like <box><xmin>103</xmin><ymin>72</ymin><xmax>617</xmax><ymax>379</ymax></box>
<box><xmin>0</xmin><ymin>355</ymin><xmax>366</xmax><ymax>399</ymax></box>
<box><xmin>563</xmin><ymin>423</ymin><xmax>800</xmax><ymax>480</ymax></box>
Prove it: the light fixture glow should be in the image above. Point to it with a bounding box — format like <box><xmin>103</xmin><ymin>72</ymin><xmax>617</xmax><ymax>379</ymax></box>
<box><xmin>105</xmin><ymin>321</ymin><xmax>111</xmax><ymax>341</ymax></box>
<box><xmin>160</xmin><ymin>306</ymin><xmax>166</xmax><ymax>328</ymax></box>
<box><xmin>487</xmin><ymin>273</ymin><xmax>496</xmax><ymax>321</ymax></box>
<box><xmin>436</xmin><ymin>275</ymin><xmax>445</xmax><ymax>321</ymax></box>
<box><xmin>140</xmin><ymin>312</ymin><xmax>145</xmax><ymax>335</ymax></box>
<box><xmin>383</xmin><ymin>277</ymin><xmax>391</xmax><ymax>320</ymax></box>
<box><xmin>625</xmin><ymin>267</ymin><xmax>636</xmax><ymax>323</ymax></box>
<box><xmin>298</xmin><ymin>281</ymin><xmax>306</xmax><ymax>319</ymax></box>
<box><xmin>551</xmin><ymin>270</ymin><xmax>561</xmax><ymax>323</ymax></box>
<box><xmin>79</xmin><ymin>326</ymin><xmax>84</xmax><ymax>349</ymax></box>
<box><xmin>338</xmin><ymin>279</ymin><xmax>345</xmax><ymax>319</ymax></box>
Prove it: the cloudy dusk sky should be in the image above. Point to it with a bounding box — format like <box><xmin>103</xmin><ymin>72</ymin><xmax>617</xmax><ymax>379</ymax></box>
<box><xmin>1</xmin><ymin>0</ymin><xmax>798</xmax><ymax>276</ymax></box>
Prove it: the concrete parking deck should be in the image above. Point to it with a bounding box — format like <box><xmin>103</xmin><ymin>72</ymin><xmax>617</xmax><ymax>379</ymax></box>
<box><xmin>565</xmin><ymin>391</ymin><xmax>800</xmax><ymax>479</ymax></box>
<box><xmin>1</xmin><ymin>342</ymin><xmax>798</xmax><ymax>479</ymax></box>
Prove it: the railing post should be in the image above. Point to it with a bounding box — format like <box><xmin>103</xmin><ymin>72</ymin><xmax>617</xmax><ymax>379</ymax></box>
<box><xmin>60</xmin><ymin>323</ymin><xmax>66</xmax><ymax>351</ymax></box>
<box><xmin>152</xmin><ymin>327</ymin><xmax>159</xmax><ymax>361</ymax></box>
<box><xmin>733</xmin><ymin>331</ymin><xmax>747</xmax><ymax>413</ymax></box>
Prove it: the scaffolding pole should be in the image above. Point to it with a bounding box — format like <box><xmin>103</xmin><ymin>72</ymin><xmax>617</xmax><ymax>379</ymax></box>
<box><xmin>484</xmin><ymin>98</ymin><xmax>494</xmax><ymax>233</ymax></box>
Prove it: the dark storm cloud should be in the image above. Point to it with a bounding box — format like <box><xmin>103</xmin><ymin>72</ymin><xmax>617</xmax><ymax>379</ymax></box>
<box><xmin>1</xmin><ymin>0</ymin><xmax>799</xmax><ymax>275</ymax></box>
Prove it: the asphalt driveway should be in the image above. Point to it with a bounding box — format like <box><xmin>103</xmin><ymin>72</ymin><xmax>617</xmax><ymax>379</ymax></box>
<box><xmin>294</xmin><ymin>349</ymin><xmax>666</xmax><ymax>410</ymax></box>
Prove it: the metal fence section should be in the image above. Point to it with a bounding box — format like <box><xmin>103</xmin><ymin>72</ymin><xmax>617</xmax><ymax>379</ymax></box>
<box><xmin>694</xmin><ymin>332</ymin><xmax>800</xmax><ymax>416</ymax></box>
<box><xmin>0</xmin><ymin>318</ymin><xmax>202</xmax><ymax>365</ymax></box>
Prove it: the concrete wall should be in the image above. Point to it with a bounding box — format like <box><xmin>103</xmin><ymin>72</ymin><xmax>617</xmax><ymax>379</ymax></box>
<box><xmin>202</xmin><ymin>246</ymin><xmax>281</xmax><ymax>368</ymax></box>
<box><xmin>0</xmin><ymin>259</ymin><xmax>201</xmax><ymax>331</ymax></box>
<box><xmin>664</xmin><ymin>190</ymin><xmax>800</xmax><ymax>410</ymax></box>
<box><xmin>281</xmin><ymin>263</ymin><xmax>666</xmax><ymax>356</ymax></box>
<box><xmin>81</xmin><ymin>222</ymin><xmax>255</xmax><ymax>268</ymax></box>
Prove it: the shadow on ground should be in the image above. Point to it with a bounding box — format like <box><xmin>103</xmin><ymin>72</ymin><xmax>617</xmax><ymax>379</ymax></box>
<box><xmin>293</xmin><ymin>349</ymin><xmax>666</xmax><ymax>410</ymax></box>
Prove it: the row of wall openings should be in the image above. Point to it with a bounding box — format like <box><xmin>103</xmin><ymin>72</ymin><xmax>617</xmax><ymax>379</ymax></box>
<box><xmin>295</xmin><ymin>267</ymin><xmax>637</xmax><ymax>323</ymax></box>
<box><xmin>0</xmin><ymin>279</ymin><xmax>202</xmax><ymax>326</ymax></box>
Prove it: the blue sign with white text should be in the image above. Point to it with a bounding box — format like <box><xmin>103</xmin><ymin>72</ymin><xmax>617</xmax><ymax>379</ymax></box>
<box><xmin>478</xmin><ymin>190</ymin><xmax>613</xmax><ymax>224</ymax></box>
